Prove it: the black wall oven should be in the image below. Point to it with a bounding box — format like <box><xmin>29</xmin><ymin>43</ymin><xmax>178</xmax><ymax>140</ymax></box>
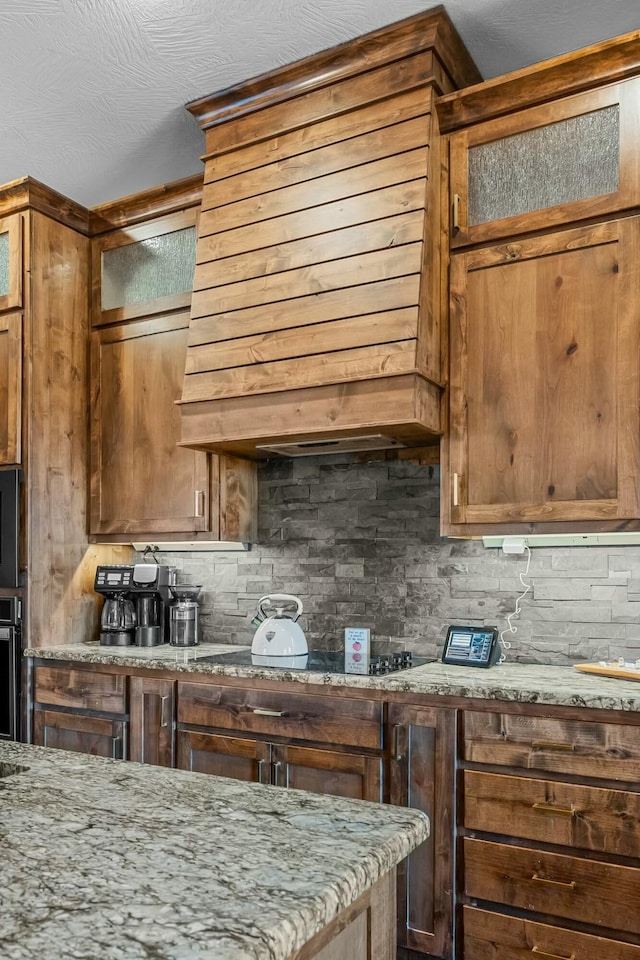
<box><xmin>0</xmin><ymin>468</ymin><xmax>20</xmax><ymax>589</ymax></box>
<box><xmin>0</xmin><ymin>596</ymin><xmax>21</xmax><ymax>740</ymax></box>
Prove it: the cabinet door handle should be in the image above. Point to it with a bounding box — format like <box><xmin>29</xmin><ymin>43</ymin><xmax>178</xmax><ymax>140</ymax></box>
<box><xmin>531</xmin><ymin>873</ymin><xmax>576</xmax><ymax>891</ymax></box>
<box><xmin>532</xmin><ymin>801</ymin><xmax>575</xmax><ymax>817</ymax></box>
<box><xmin>452</xmin><ymin>193</ymin><xmax>461</xmax><ymax>231</ymax></box>
<box><xmin>452</xmin><ymin>472</ymin><xmax>461</xmax><ymax>507</ymax></box>
<box><xmin>272</xmin><ymin>760</ymin><xmax>282</xmax><ymax>786</ymax></box>
<box><xmin>531</xmin><ymin>947</ymin><xmax>575</xmax><ymax>960</ymax></box>
<box><xmin>531</xmin><ymin>741</ymin><xmax>575</xmax><ymax>752</ymax></box>
<box><xmin>393</xmin><ymin>725</ymin><xmax>405</xmax><ymax>762</ymax></box>
<box><xmin>257</xmin><ymin>758</ymin><xmax>266</xmax><ymax>784</ymax></box>
<box><xmin>160</xmin><ymin>695</ymin><xmax>170</xmax><ymax>728</ymax></box>
<box><xmin>112</xmin><ymin>736</ymin><xmax>120</xmax><ymax>759</ymax></box>
<box><xmin>252</xmin><ymin>707</ymin><xmax>286</xmax><ymax>717</ymax></box>
<box><xmin>194</xmin><ymin>490</ymin><xmax>205</xmax><ymax>518</ymax></box>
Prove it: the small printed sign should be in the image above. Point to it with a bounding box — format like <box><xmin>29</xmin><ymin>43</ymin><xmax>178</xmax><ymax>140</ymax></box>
<box><xmin>344</xmin><ymin>627</ymin><xmax>371</xmax><ymax>674</ymax></box>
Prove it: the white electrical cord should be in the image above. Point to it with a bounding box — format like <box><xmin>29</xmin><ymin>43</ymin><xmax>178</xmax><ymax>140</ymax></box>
<box><xmin>499</xmin><ymin>544</ymin><xmax>532</xmax><ymax>663</ymax></box>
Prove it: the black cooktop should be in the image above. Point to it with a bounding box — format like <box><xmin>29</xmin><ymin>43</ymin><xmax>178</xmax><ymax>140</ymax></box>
<box><xmin>196</xmin><ymin>649</ymin><xmax>433</xmax><ymax>675</ymax></box>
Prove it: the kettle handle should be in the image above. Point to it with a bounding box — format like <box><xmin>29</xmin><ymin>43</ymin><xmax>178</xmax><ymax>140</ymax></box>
<box><xmin>257</xmin><ymin>594</ymin><xmax>303</xmax><ymax>622</ymax></box>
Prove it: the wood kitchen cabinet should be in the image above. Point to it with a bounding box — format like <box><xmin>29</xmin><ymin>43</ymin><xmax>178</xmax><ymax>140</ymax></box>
<box><xmin>0</xmin><ymin>214</ymin><xmax>23</xmax><ymax>312</ymax></box>
<box><xmin>129</xmin><ymin>675</ymin><xmax>174</xmax><ymax>767</ymax></box>
<box><xmin>0</xmin><ymin>311</ymin><xmax>22</xmax><ymax>464</ymax></box>
<box><xmin>389</xmin><ymin>703</ymin><xmax>456</xmax><ymax>960</ymax></box>
<box><xmin>437</xmin><ymin>33</ymin><xmax>640</xmax><ymax>536</ymax></box>
<box><xmin>460</xmin><ymin>710</ymin><xmax>640</xmax><ymax>957</ymax></box>
<box><xmin>176</xmin><ymin>680</ymin><xmax>384</xmax><ymax>799</ymax></box>
<box><xmin>32</xmin><ymin>664</ymin><xmax>128</xmax><ymax>758</ymax></box>
<box><xmin>445</xmin><ymin>79</ymin><xmax>640</xmax><ymax>248</ymax></box>
<box><xmin>444</xmin><ymin>217</ymin><xmax>640</xmax><ymax>531</ymax></box>
<box><xmin>89</xmin><ymin>177</ymin><xmax>257</xmax><ymax>542</ymax></box>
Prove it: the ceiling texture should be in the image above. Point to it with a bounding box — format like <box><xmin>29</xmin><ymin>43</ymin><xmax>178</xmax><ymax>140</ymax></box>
<box><xmin>2</xmin><ymin>0</ymin><xmax>639</xmax><ymax>209</ymax></box>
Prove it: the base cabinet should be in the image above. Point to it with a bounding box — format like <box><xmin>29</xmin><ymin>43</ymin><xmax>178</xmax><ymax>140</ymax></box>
<box><xmin>129</xmin><ymin>676</ymin><xmax>174</xmax><ymax>767</ymax></box>
<box><xmin>389</xmin><ymin>703</ymin><xmax>456</xmax><ymax>960</ymax></box>
<box><xmin>460</xmin><ymin>710</ymin><xmax>640</xmax><ymax>956</ymax></box>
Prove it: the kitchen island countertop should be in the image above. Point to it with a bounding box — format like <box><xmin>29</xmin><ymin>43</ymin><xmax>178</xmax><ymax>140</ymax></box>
<box><xmin>0</xmin><ymin>740</ymin><xmax>428</xmax><ymax>960</ymax></box>
<box><xmin>25</xmin><ymin>642</ymin><xmax>640</xmax><ymax>712</ymax></box>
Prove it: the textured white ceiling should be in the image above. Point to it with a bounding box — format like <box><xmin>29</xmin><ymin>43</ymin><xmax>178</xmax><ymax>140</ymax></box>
<box><xmin>1</xmin><ymin>0</ymin><xmax>638</xmax><ymax>208</ymax></box>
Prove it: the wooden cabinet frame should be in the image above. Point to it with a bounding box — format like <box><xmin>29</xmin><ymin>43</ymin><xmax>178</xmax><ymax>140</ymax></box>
<box><xmin>449</xmin><ymin>80</ymin><xmax>640</xmax><ymax>247</ymax></box>
<box><xmin>0</xmin><ymin>311</ymin><xmax>22</xmax><ymax>464</ymax></box>
<box><xmin>91</xmin><ymin>209</ymin><xmax>198</xmax><ymax>326</ymax></box>
<box><xmin>0</xmin><ymin>215</ymin><xmax>23</xmax><ymax>312</ymax></box>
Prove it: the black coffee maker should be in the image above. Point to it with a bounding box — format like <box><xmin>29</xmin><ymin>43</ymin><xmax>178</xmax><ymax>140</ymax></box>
<box><xmin>94</xmin><ymin>564</ymin><xmax>173</xmax><ymax>646</ymax></box>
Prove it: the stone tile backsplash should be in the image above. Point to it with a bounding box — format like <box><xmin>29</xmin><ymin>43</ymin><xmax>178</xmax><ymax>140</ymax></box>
<box><xmin>152</xmin><ymin>455</ymin><xmax>640</xmax><ymax>665</ymax></box>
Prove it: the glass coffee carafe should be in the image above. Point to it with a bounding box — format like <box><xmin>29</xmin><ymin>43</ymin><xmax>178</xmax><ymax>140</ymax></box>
<box><xmin>100</xmin><ymin>594</ymin><xmax>136</xmax><ymax>646</ymax></box>
<box><xmin>168</xmin><ymin>585</ymin><xmax>202</xmax><ymax>647</ymax></box>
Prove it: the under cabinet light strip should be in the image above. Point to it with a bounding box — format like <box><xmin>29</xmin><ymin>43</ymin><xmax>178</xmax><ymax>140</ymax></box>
<box><xmin>131</xmin><ymin>541</ymin><xmax>250</xmax><ymax>552</ymax></box>
<box><xmin>483</xmin><ymin>533</ymin><xmax>640</xmax><ymax>549</ymax></box>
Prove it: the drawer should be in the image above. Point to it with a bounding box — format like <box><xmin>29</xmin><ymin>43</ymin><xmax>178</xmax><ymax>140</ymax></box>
<box><xmin>177</xmin><ymin>682</ymin><xmax>383</xmax><ymax>749</ymax></box>
<box><xmin>464</xmin><ymin>711</ymin><xmax>640</xmax><ymax>781</ymax></box>
<box><xmin>464</xmin><ymin>770</ymin><xmax>640</xmax><ymax>857</ymax></box>
<box><xmin>464</xmin><ymin>838</ymin><xmax>640</xmax><ymax>935</ymax></box>
<box><xmin>464</xmin><ymin>906</ymin><xmax>640</xmax><ymax>960</ymax></box>
<box><xmin>34</xmin><ymin>666</ymin><xmax>127</xmax><ymax>714</ymax></box>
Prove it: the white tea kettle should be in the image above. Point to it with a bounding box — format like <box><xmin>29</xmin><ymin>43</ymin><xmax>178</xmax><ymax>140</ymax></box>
<box><xmin>251</xmin><ymin>594</ymin><xmax>308</xmax><ymax>657</ymax></box>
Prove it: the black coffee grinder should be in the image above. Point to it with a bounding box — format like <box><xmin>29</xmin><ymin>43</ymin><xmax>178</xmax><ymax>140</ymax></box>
<box><xmin>94</xmin><ymin>564</ymin><xmax>173</xmax><ymax>646</ymax></box>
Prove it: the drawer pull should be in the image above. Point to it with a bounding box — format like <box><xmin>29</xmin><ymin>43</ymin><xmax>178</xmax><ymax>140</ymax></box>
<box><xmin>531</xmin><ymin>947</ymin><xmax>575</xmax><ymax>960</ymax></box>
<box><xmin>531</xmin><ymin>873</ymin><xmax>576</xmax><ymax>891</ymax></box>
<box><xmin>531</xmin><ymin>740</ymin><xmax>575</xmax><ymax>752</ymax></box>
<box><xmin>532</xmin><ymin>802</ymin><xmax>575</xmax><ymax>817</ymax></box>
<box><xmin>252</xmin><ymin>708</ymin><xmax>286</xmax><ymax>718</ymax></box>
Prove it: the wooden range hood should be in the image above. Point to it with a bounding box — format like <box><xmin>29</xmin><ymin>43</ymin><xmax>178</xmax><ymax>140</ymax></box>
<box><xmin>178</xmin><ymin>6</ymin><xmax>480</xmax><ymax>459</ymax></box>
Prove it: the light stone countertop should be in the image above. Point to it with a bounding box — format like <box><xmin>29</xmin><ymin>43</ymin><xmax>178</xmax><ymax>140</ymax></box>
<box><xmin>25</xmin><ymin>642</ymin><xmax>640</xmax><ymax>712</ymax></box>
<box><xmin>0</xmin><ymin>740</ymin><xmax>428</xmax><ymax>960</ymax></box>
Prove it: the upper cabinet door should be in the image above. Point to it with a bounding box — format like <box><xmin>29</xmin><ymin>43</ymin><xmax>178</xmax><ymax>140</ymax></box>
<box><xmin>0</xmin><ymin>312</ymin><xmax>22</xmax><ymax>465</ymax></box>
<box><xmin>92</xmin><ymin>210</ymin><xmax>197</xmax><ymax>326</ymax></box>
<box><xmin>447</xmin><ymin>218</ymin><xmax>640</xmax><ymax>528</ymax></box>
<box><xmin>90</xmin><ymin>311</ymin><xmax>212</xmax><ymax>536</ymax></box>
<box><xmin>449</xmin><ymin>80</ymin><xmax>640</xmax><ymax>247</ymax></box>
<box><xmin>0</xmin><ymin>215</ymin><xmax>23</xmax><ymax>312</ymax></box>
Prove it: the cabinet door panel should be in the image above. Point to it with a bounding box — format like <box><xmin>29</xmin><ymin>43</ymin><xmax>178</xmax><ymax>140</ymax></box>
<box><xmin>0</xmin><ymin>312</ymin><xmax>21</xmax><ymax>464</ymax></box>
<box><xmin>449</xmin><ymin>81</ymin><xmax>640</xmax><ymax>246</ymax></box>
<box><xmin>0</xmin><ymin>215</ymin><xmax>22</xmax><ymax>311</ymax></box>
<box><xmin>388</xmin><ymin>704</ymin><xmax>456</xmax><ymax>959</ymax></box>
<box><xmin>90</xmin><ymin>312</ymin><xmax>211</xmax><ymax>535</ymax></box>
<box><xmin>448</xmin><ymin>219</ymin><xmax>640</xmax><ymax>526</ymax></box>
<box><xmin>177</xmin><ymin>730</ymin><xmax>270</xmax><ymax>782</ymax></box>
<box><xmin>129</xmin><ymin>677</ymin><xmax>174</xmax><ymax>767</ymax></box>
<box><xmin>33</xmin><ymin>709</ymin><xmax>125</xmax><ymax>759</ymax></box>
<box><xmin>93</xmin><ymin>210</ymin><xmax>197</xmax><ymax>326</ymax></box>
<box><xmin>272</xmin><ymin>743</ymin><xmax>382</xmax><ymax>801</ymax></box>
